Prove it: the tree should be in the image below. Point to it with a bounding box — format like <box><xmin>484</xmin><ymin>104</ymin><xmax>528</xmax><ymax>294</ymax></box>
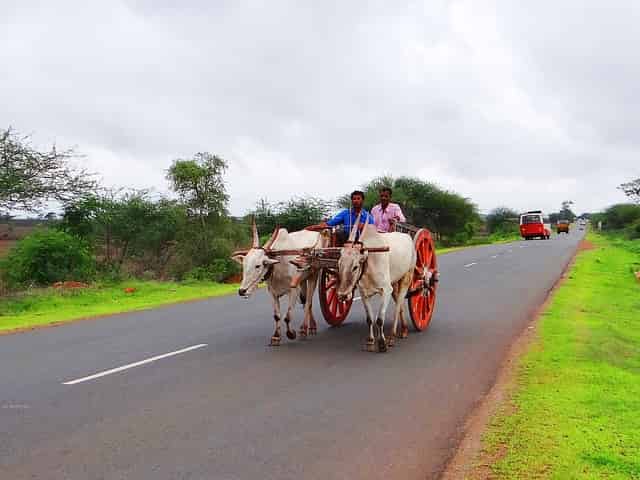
<box><xmin>249</xmin><ymin>197</ymin><xmax>333</xmax><ymax>238</ymax></box>
<box><xmin>253</xmin><ymin>197</ymin><xmax>277</xmax><ymax>236</ymax></box>
<box><xmin>618</xmin><ymin>178</ymin><xmax>640</xmax><ymax>203</ymax></box>
<box><xmin>164</xmin><ymin>152</ymin><xmax>249</xmax><ymax>279</ymax></box>
<box><xmin>558</xmin><ymin>200</ymin><xmax>576</xmax><ymax>222</ymax></box>
<box><xmin>486</xmin><ymin>207</ymin><xmax>519</xmax><ymax>234</ymax></box>
<box><xmin>339</xmin><ymin>176</ymin><xmax>480</xmax><ymax>243</ymax></box>
<box><xmin>60</xmin><ymin>189</ymin><xmax>187</xmax><ymax>274</ymax></box>
<box><xmin>548</xmin><ymin>212</ymin><xmax>560</xmax><ymax>224</ymax></box>
<box><xmin>601</xmin><ymin>203</ymin><xmax>640</xmax><ymax>230</ymax></box>
<box><xmin>166</xmin><ymin>153</ymin><xmax>229</xmax><ymax>221</ymax></box>
<box><xmin>0</xmin><ymin>127</ymin><xmax>95</xmax><ymax>213</ymax></box>
<box><xmin>276</xmin><ymin>197</ymin><xmax>333</xmax><ymax>232</ymax></box>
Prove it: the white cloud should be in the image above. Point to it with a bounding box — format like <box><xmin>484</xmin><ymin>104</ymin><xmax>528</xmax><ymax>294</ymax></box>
<box><xmin>1</xmin><ymin>0</ymin><xmax>636</xmax><ymax>217</ymax></box>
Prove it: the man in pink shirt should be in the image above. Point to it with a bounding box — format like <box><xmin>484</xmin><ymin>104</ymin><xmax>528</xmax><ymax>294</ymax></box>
<box><xmin>371</xmin><ymin>187</ymin><xmax>406</xmax><ymax>232</ymax></box>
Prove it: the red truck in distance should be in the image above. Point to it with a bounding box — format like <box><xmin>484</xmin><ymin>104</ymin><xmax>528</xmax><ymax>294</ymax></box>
<box><xmin>519</xmin><ymin>211</ymin><xmax>551</xmax><ymax>240</ymax></box>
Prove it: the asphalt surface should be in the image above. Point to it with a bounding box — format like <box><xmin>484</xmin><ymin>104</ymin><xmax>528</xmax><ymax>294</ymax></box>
<box><xmin>0</xmin><ymin>229</ymin><xmax>584</xmax><ymax>479</ymax></box>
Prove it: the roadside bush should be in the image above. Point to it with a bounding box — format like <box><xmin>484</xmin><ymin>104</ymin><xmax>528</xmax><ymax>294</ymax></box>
<box><xmin>183</xmin><ymin>259</ymin><xmax>237</xmax><ymax>283</ymax></box>
<box><xmin>486</xmin><ymin>207</ymin><xmax>518</xmax><ymax>233</ymax></box>
<box><xmin>0</xmin><ymin>229</ymin><xmax>95</xmax><ymax>288</ymax></box>
<box><xmin>602</xmin><ymin>203</ymin><xmax>640</xmax><ymax>230</ymax></box>
<box><xmin>624</xmin><ymin>218</ymin><xmax>640</xmax><ymax>239</ymax></box>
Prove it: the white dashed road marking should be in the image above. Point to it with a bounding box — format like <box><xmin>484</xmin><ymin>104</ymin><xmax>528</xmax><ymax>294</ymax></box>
<box><xmin>63</xmin><ymin>344</ymin><xmax>208</xmax><ymax>385</ymax></box>
<box><xmin>464</xmin><ymin>262</ymin><xmax>477</xmax><ymax>268</ymax></box>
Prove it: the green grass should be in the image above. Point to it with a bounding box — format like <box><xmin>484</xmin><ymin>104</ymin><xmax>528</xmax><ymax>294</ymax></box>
<box><xmin>479</xmin><ymin>233</ymin><xmax>640</xmax><ymax>479</ymax></box>
<box><xmin>0</xmin><ymin>280</ymin><xmax>239</xmax><ymax>333</ymax></box>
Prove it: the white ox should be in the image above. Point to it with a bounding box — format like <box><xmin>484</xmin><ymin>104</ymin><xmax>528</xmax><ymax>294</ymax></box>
<box><xmin>336</xmin><ymin>218</ymin><xmax>416</xmax><ymax>352</ymax></box>
<box><xmin>232</xmin><ymin>222</ymin><xmax>328</xmax><ymax>346</ymax></box>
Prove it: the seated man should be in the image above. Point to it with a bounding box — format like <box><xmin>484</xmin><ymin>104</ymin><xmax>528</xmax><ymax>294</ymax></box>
<box><xmin>308</xmin><ymin>190</ymin><xmax>374</xmax><ymax>243</ymax></box>
<box><xmin>371</xmin><ymin>187</ymin><xmax>406</xmax><ymax>232</ymax></box>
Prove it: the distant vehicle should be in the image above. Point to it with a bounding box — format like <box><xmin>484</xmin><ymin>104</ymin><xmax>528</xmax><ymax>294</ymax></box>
<box><xmin>556</xmin><ymin>220</ymin><xmax>570</xmax><ymax>234</ymax></box>
<box><xmin>520</xmin><ymin>211</ymin><xmax>551</xmax><ymax>240</ymax></box>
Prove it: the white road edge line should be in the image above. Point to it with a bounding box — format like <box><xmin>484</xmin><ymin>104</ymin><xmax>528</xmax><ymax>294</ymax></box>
<box><xmin>62</xmin><ymin>344</ymin><xmax>208</xmax><ymax>385</ymax></box>
<box><xmin>464</xmin><ymin>262</ymin><xmax>477</xmax><ymax>268</ymax></box>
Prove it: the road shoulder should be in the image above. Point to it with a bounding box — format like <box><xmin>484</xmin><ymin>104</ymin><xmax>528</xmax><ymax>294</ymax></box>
<box><xmin>441</xmin><ymin>236</ymin><xmax>592</xmax><ymax>479</ymax></box>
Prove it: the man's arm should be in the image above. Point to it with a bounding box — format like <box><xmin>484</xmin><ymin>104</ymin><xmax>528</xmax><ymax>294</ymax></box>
<box><xmin>326</xmin><ymin>209</ymin><xmax>347</xmax><ymax>227</ymax></box>
<box><xmin>307</xmin><ymin>209</ymin><xmax>347</xmax><ymax>230</ymax></box>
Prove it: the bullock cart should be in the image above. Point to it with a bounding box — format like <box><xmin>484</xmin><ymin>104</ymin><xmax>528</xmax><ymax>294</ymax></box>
<box><xmin>292</xmin><ymin>223</ymin><xmax>439</xmax><ymax>332</ymax></box>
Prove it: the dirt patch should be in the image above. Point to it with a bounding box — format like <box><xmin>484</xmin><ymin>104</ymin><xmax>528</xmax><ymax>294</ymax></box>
<box><xmin>224</xmin><ymin>273</ymin><xmax>242</xmax><ymax>284</ymax></box>
<box><xmin>0</xmin><ymin>240</ymin><xmax>16</xmax><ymax>257</ymax></box>
<box><xmin>441</xmin><ymin>241</ymin><xmax>584</xmax><ymax>480</ymax></box>
<box><xmin>577</xmin><ymin>238</ymin><xmax>595</xmax><ymax>252</ymax></box>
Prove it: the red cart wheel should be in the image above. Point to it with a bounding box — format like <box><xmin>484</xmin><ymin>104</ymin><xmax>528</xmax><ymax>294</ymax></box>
<box><xmin>408</xmin><ymin>229</ymin><xmax>438</xmax><ymax>331</ymax></box>
<box><xmin>319</xmin><ymin>268</ymin><xmax>352</xmax><ymax>326</ymax></box>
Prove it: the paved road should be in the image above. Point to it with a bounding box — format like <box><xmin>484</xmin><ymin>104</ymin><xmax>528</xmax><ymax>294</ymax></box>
<box><xmin>0</xmin><ymin>230</ymin><xmax>584</xmax><ymax>479</ymax></box>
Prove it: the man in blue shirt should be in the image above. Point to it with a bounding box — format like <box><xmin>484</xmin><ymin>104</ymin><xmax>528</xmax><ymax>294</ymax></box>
<box><xmin>308</xmin><ymin>190</ymin><xmax>375</xmax><ymax>241</ymax></box>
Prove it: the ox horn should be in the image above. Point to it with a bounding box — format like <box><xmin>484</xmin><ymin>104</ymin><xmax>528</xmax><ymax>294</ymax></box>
<box><xmin>252</xmin><ymin>216</ymin><xmax>259</xmax><ymax>248</ymax></box>
<box><xmin>347</xmin><ymin>212</ymin><xmax>362</xmax><ymax>243</ymax></box>
<box><xmin>264</xmin><ymin>226</ymin><xmax>280</xmax><ymax>251</ymax></box>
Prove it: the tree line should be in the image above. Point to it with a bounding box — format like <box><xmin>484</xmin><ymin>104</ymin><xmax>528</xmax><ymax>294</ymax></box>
<box><xmin>2</xmin><ymin>126</ymin><xmax>638</xmax><ymax>289</ymax></box>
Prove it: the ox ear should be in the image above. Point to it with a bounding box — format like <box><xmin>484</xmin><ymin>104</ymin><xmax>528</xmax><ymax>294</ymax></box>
<box><xmin>360</xmin><ymin>250</ymin><xmax>369</xmax><ymax>264</ymax></box>
<box><xmin>264</xmin><ymin>257</ymin><xmax>280</xmax><ymax>266</ymax></box>
<box><xmin>231</xmin><ymin>253</ymin><xmax>246</xmax><ymax>264</ymax></box>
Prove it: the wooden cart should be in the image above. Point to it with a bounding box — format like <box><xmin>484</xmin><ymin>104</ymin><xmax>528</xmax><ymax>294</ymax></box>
<box><xmin>292</xmin><ymin>223</ymin><xmax>439</xmax><ymax>331</ymax></box>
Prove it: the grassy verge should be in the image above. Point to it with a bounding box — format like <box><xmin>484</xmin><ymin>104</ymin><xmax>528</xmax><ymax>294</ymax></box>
<box><xmin>0</xmin><ymin>280</ymin><xmax>238</xmax><ymax>333</ymax></box>
<box><xmin>477</xmin><ymin>233</ymin><xmax>640</xmax><ymax>478</ymax></box>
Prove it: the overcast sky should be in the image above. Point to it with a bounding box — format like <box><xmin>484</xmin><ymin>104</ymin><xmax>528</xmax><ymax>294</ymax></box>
<box><xmin>2</xmin><ymin>1</ymin><xmax>638</xmax><ymax>216</ymax></box>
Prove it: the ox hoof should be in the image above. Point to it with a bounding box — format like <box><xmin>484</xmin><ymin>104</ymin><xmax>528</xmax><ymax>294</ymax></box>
<box><xmin>299</xmin><ymin>327</ymin><xmax>308</xmax><ymax>338</ymax></box>
<box><xmin>270</xmin><ymin>336</ymin><xmax>281</xmax><ymax>346</ymax></box>
<box><xmin>377</xmin><ymin>338</ymin><xmax>388</xmax><ymax>353</ymax></box>
<box><xmin>364</xmin><ymin>341</ymin><xmax>376</xmax><ymax>353</ymax></box>
<box><xmin>386</xmin><ymin>336</ymin><xmax>396</xmax><ymax>347</ymax></box>
<box><xmin>400</xmin><ymin>327</ymin><xmax>409</xmax><ymax>339</ymax></box>
<box><xmin>310</xmin><ymin>327</ymin><xmax>317</xmax><ymax>336</ymax></box>
<box><xmin>286</xmin><ymin>330</ymin><xmax>297</xmax><ymax>340</ymax></box>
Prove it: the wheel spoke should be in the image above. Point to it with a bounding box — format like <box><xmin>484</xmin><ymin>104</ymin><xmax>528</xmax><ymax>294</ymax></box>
<box><xmin>424</xmin><ymin>243</ymin><xmax>432</xmax><ymax>267</ymax></box>
<box><xmin>327</xmin><ymin>287</ymin><xmax>336</xmax><ymax>306</ymax></box>
<box><xmin>413</xmin><ymin>297</ymin><xmax>422</xmax><ymax>328</ymax></box>
<box><xmin>330</xmin><ymin>296</ymin><xmax>338</xmax><ymax>316</ymax></box>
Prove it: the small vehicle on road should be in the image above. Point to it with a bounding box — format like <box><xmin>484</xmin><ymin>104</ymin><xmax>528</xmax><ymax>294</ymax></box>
<box><xmin>519</xmin><ymin>211</ymin><xmax>550</xmax><ymax>240</ymax></box>
<box><xmin>556</xmin><ymin>220</ymin><xmax>570</xmax><ymax>234</ymax></box>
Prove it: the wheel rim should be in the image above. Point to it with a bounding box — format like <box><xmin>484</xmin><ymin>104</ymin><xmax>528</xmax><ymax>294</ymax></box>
<box><xmin>408</xmin><ymin>229</ymin><xmax>438</xmax><ymax>331</ymax></box>
<box><xmin>319</xmin><ymin>269</ymin><xmax>352</xmax><ymax>326</ymax></box>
